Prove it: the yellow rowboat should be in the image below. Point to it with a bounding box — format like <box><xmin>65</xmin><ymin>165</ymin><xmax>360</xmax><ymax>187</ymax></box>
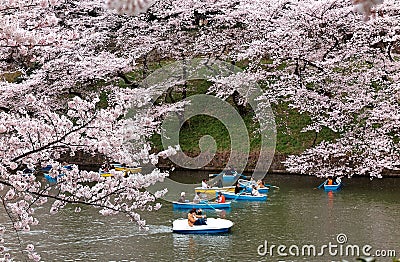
<box><xmin>100</xmin><ymin>166</ymin><xmax>142</xmax><ymax>177</ymax></box>
<box><xmin>195</xmin><ymin>186</ymin><xmax>235</xmax><ymax>194</ymax></box>
<box><xmin>100</xmin><ymin>173</ymin><xmax>113</xmax><ymax>177</ymax></box>
<box><xmin>114</xmin><ymin>166</ymin><xmax>142</xmax><ymax>173</ymax></box>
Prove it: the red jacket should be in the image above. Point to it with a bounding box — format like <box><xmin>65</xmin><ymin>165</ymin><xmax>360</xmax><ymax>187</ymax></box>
<box><xmin>217</xmin><ymin>195</ymin><xmax>226</xmax><ymax>203</ymax></box>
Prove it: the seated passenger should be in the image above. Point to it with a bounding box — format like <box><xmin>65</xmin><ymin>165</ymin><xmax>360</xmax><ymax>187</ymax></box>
<box><xmin>251</xmin><ymin>186</ymin><xmax>260</xmax><ymax>196</ymax></box>
<box><xmin>225</xmin><ymin>166</ymin><xmax>236</xmax><ymax>176</ymax></box>
<box><xmin>216</xmin><ymin>191</ymin><xmax>226</xmax><ymax>203</ymax></box>
<box><xmin>257</xmin><ymin>180</ymin><xmax>265</xmax><ymax>188</ymax></box>
<box><xmin>216</xmin><ymin>178</ymin><xmax>223</xmax><ymax>188</ymax></box>
<box><xmin>201</xmin><ymin>179</ymin><xmax>209</xmax><ymax>189</ymax></box>
<box><xmin>188</xmin><ymin>208</ymin><xmax>206</xmax><ymax>226</ymax></box>
<box><xmin>178</xmin><ymin>192</ymin><xmax>186</xmax><ymax>203</ymax></box>
<box><xmin>234</xmin><ymin>183</ymin><xmax>242</xmax><ymax>194</ymax></box>
<box><xmin>193</xmin><ymin>192</ymin><xmax>201</xmax><ymax>203</ymax></box>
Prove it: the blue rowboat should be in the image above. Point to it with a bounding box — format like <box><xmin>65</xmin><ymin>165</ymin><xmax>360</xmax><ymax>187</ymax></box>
<box><xmin>241</xmin><ymin>186</ymin><xmax>269</xmax><ymax>194</ymax></box>
<box><xmin>319</xmin><ymin>177</ymin><xmax>343</xmax><ymax>191</ymax></box>
<box><xmin>172</xmin><ymin>201</ymin><xmax>231</xmax><ymax>210</ymax></box>
<box><xmin>253</xmin><ymin>187</ymin><xmax>269</xmax><ymax>194</ymax></box>
<box><xmin>43</xmin><ymin>165</ymin><xmax>72</xmax><ymax>183</ymax></box>
<box><xmin>41</xmin><ymin>165</ymin><xmax>52</xmax><ymax>172</ymax></box>
<box><xmin>220</xmin><ymin>191</ymin><xmax>267</xmax><ymax>201</ymax></box>
<box><xmin>237</xmin><ymin>179</ymin><xmax>269</xmax><ymax>194</ymax></box>
<box><xmin>22</xmin><ymin>168</ymin><xmax>35</xmax><ymax>176</ymax></box>
<box><xmin>41</xmin><ymin>164</ymin><xmax>73</xmax><ymax>173</ymax></box>
<box><xmin>209</xmin><ymin>172</ymin><xmax>245</xmax><ymax>183</ymax></box>
<box><xmin>44</xmin><ymin>174</ymin><xmax>64</xmax><ymax>183</ymax></box>
<box><xmin>172</xmin><ymin>218</ymin><xmax>233</xmax><ymax>234</ymax></box>
<box><xmin>324</xmin><ymin>183</ymin><xmax>343</xmax><ymax>191</ymax></box>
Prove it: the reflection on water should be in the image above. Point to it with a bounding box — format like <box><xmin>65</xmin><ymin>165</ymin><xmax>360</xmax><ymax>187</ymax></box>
<box><xmin>173</xmin><ymin>234</ymin><xmax>233</xmax><ymax>261</ymax></box>
<box><xmin>0</xmin><ymin>173</ymin><xmax>399</xmax><ymax>261</ymax></box>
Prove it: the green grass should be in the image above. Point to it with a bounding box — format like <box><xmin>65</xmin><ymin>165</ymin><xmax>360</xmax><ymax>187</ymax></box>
<box><xmin>123</xmin><ymin>62</ymin><xmax>340</xmax><ymax>156</ymax></box>
<box><xmin>274</xmin><ymin>103</ymin><xmax>339</xmax><ymax>154</ymax></box>
<box><xmin>150</xmin><ymin>93</ymin><xmax>339</xmax><ymax>155</ymax></box>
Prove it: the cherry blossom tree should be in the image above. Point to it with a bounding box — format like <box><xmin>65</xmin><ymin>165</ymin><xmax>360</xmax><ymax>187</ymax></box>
<box><xmin>1</xmin><ymin>0</ymin><xmax>399</xmax><ymax>260</ymax></box>
<box><xmin>0</xmin><ymin>0</ymin><xmax>175</xmax><ymax>260</ymax></box>
<box><xmin>243</xmin><ymin>0</ymin><xmax>400</xmax><ymax>178</ymax></box>
<box><xmin>129</xmin><ymin>0</ymin><xmax>399</xmax><ymax>178</ymax></box>
<box><xmin>139</xmin><ymin>0</ymin><xmax>399</xmax><ymax>178</ymax></box>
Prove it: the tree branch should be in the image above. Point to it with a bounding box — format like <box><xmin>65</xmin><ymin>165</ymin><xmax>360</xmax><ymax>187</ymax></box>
<box><xmin>11</xmin><ymin>114</ymin><xmax>97</xmax><ymax>163</ymax></box>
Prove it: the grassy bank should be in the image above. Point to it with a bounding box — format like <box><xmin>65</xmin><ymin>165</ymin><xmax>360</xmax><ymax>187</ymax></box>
<box><xmin>149</xmin><ymin>79</ymin><xmax>339</xmax><ymax>158</ymax></box>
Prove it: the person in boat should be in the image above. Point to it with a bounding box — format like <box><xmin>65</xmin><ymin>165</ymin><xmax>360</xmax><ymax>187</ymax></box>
<box><xmin>188</xmin><ymin>209</ymin><xmax>196</xmax><ymax>227</ymax></box>
<box><xmin>195</xmin><ymin>209</ymin><xmax>206</xmax><ymax>225</ymax></box>
<box><xmin>196</xmin><ymin>209</ymin><xmax>205</xmax><ymax>217</ymax></box>
<box><xmin>234</xmin><ymin>183</ymin><xmax>242</xmax><ymax>194</ymax></box>
<box><xmin>193</xmin><ymin>192</ymin><xmax>201</xmax><ymax>203</ymax></box>
<box><xmin>249</xmin><ymin>177</ymin><xmax>257</xmax><ymax>187</ymax></box>
<box><xmin>216</xmin><ymin>178</ymin><xmax>223</xmax><ymax>188</ymax></box>
<box><xmin>216</xmin><ymin>191</ymin><xmax>226</xmax><ymax>203</ymax></box>
<box><xmin>201</xmin><ymin>179</ymin><xmax>210</xmax><ymax>189</ymax></box>
<box><xmin>251</xmin><ymin>185</ymin><xmax>260</xmax><ymax>196</ymax></box>
<box><xmin>105</xmin><ymin>162</ymin><xmax>111</xmax><ymax>172</ymax></box>
<box><xmin>327</xmin><ymin>177</ymin><xmax>333</xmax><ymax>185</ymax></box>
<box><xmin>257</xmin><ymin>180</ymin><xmax>265</xmax><ymax>188</ymax></box>
<box><xmin>188</xmin><ymin>208</ymin><xmax>207</xmax><ymax>226</ymax></box>
<box><xmin>178</xmin><ymin>192</ymin><xmax>186</xmax><ymax>203</ymax></box>
<box><xmin>335</xmin><ymin>176</ymin><xmax>342</xmax><ymax>185</ymax></box>
<box><xmin>100</xmin><ymin>163</ymin><xmax>110</xmax><ymax>173</ymax></box>
<box><xmin>225</xmin><ymin>165</ymin><xmax>236</xmax><ymax>176</ymax></box>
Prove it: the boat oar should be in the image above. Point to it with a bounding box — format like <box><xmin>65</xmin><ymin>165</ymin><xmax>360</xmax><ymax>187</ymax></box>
<box><xmin>203</xmin><ymin>201</ymin><xmax>226</xmax><ymax>218</ymax></box>
<box><xmin>203</xmin><ymin>201</ymin><xmax>220</xmax><ymax>212</ymax></box>
<box><xmin>315</xmin><ymin>180</ymin><xmax>326</xmax><ymax>189</ymax></box>
<box><xmin>264</xmin><ymin>184</ymin><xmax>280</xmax><ymax>189</ymax></box>
<box><xmin>233</xmin><ymin>189</ymin><xmax>246</xmax><ymax>201</ymax></box>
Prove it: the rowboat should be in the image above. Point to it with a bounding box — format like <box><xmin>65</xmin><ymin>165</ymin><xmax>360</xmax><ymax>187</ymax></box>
<box><xmin>99</xmin><ymin>166</ymin><xmax>142</xmax><ymax>177</ymax></box>
<box><xmin>44</xmin><ymin>174</ymin><xmax>64</xmax><ymax>183</ymax></box>
<box><xmin>220</xmin><ymin>191</ymin><xmax>267</xmax><ymax>201</ymax></box>
<box><xmin>42</xmin><ymin>165</ymin><xmax>71</xmax><ymax>183</ymax></box>
<box><xmin>319</xmin><ymin>177</ymin><xmax>343</xmax><ymax>191</ymax></box>
<box><xmin>40</xmin><ymin>164</ymin><xmax>72</xmax><ymax>172</ymax></box>
<box><xmin>172</xmin><ymin>201</ymin><xmax>231</xmax><ymax>210</ymax></box>
<box><xmin>324</xmin><ymin>183</ymin><xmax>342</xmax><ymax>191</ymax></box>
<box><xmin>99</xmin><ymin>172</ymin><xmax>113</xmax><ymax>178</ymax></box>
<box><xmin>208</xmin><ymin>172</ymin><xmax>245</xmax><ymax>183</ymax></box>
<box><xmin>114</xmin><ymin>166</ymin><xmax>142</xmax><ymax>173</ymax></box>
<box><xmin>41</xmin><ymin>165</ymin><xmax>52</xmax><ymax>172</ymax></box>
<box><xmin>172</xmin><ymin>218</ymin><xmax>234</xmax><ymax>234</ymax></box>
<box><xmin>249</xmin><ymin>187</ymin><xmax>269</xmax><ymax>194</ymax></box>
<box><xmin>22</xmin><ymin>168</ymin><xmax>35</xmax><ymax>175</ymax></box>
<box><xmin>237</xmin><ymin>179</ymin><xmax>269</xmax><ymax>194</ymax></box>
<box><xmin>195</xmin><ymin>186</ymin><xmax>235</xmax><ymax>194</ymax></box>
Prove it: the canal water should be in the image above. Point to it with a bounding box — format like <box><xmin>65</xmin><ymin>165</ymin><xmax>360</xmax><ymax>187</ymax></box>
<box><xmin>1</xmin><ymin>173</ymin><xmax>399</xmax><ymax>261</ymax></box>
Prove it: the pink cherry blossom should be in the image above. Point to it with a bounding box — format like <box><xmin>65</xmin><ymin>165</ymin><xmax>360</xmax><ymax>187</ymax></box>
<box><xmin>26</xmin><ymin>244</ymin><xmax>35</xmax><ymax>252</ymax></box>
<box><xmin>1</xmin><ymin>0</ymin><xmax>399</xmax><ymax>261</ymax></box>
